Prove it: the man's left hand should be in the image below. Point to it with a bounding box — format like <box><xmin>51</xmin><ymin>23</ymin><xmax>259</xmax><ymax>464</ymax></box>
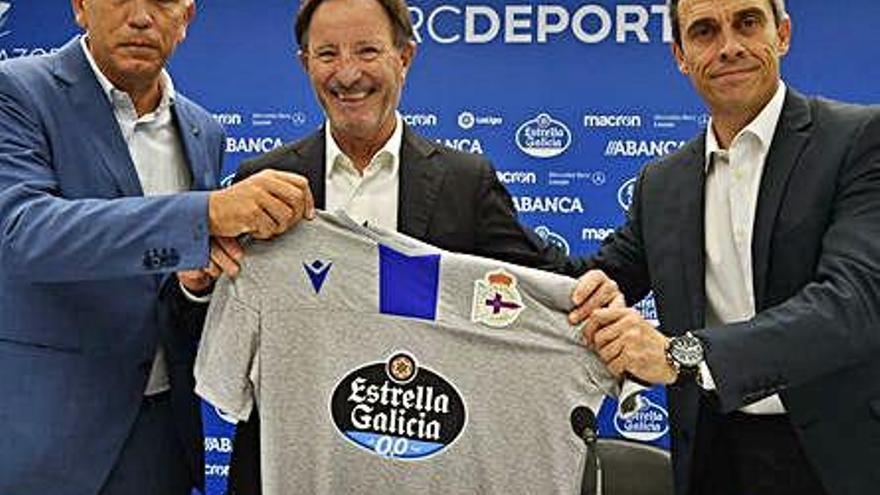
<box><xmin>177</xmin><ymin>236</ymin><xmax>244</xmax><ymax>294</ymax></box>
<box><xmin>585</xmin><ymin>307</ymin><xmax>678</xmax><ymax>384</ymax></box>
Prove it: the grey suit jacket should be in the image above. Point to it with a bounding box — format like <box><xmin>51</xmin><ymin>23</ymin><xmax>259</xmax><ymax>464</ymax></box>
<box><xmin>589</xmin><ymin>88</ymin><xmax>880</xmax><ymax>495</ymax></box>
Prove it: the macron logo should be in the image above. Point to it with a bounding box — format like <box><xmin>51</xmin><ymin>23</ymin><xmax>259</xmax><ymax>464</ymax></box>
<box><xmin>303</xmin><ymin>260</ymin><xmax>332</xmax><ymax>294</ymax></box>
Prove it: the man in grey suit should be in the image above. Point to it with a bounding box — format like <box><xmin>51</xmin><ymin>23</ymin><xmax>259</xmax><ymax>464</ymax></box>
<box><xmin>222</xmin><ymin>0</ymin><xmax>620</xmax><ymax>492</ymax></box>
<box><xmin>582</xmin><ymin>1</ymin><xmax>880</xmax><ymax>494</ymax></box>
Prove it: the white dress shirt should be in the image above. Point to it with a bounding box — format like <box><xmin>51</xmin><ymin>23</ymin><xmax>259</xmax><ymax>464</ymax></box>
<box><xmin>324</xmin><ymin>113</ymin><xmax>403</xmax><ymax>230</ymax></box>
<box><xmin>81</xmin><ymin>37</ymin><xmax>192</xmax><ymax>396</ymax></box>
<box><xmin>700</xmin><ymin>82</ymin><xmax>788</xmax><ymax>415</ymax></box>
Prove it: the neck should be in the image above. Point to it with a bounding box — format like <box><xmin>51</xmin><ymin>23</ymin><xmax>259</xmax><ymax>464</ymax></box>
<box><xmin>709</xmin><ymin>82</ymin><xmax>779</xmax><ymax>149</ymax></box>
<box><xmin>114</xmin><ymin>73</ymin><xmax>163</xmax><ymax>117</ymax></box>
<box><xmin>331</xmin><ymin>118</ymin><xmax>397</xmax><ymax>173</ymax></box>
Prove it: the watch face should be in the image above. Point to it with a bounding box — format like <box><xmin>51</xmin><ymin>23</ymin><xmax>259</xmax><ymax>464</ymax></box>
<box><xmin>671</xmin><ymin>334</ymin><xmax>703</xmax><ymax>368</ymax></box>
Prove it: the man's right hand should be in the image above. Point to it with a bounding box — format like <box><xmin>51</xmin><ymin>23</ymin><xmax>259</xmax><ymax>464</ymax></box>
<box><xmin>208</xmin><ymin>170</ymin><xmax>315</xmax><ymax>239</ymax></box>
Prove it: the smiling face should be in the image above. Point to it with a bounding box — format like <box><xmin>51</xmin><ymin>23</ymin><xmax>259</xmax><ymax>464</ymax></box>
<box><xmin>300</xmin><ymin>0</ymin><xmax>414</xmax><ymax>146</ymax></box>
<box><xmin>672</xmin><ymin>0</ymin><xmax>790</xmax><ymax>122</ymax></box>
<box><xmin>72</xmin><ymin>0</ymin><xmax>194</xmax><ymax>91</ymax></box>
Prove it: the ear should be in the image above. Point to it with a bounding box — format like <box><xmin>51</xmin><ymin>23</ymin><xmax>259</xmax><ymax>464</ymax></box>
<box><xmin>298</xmin><ymin>49</ymin><xmax>309</xmax><ymax>72</ymax></box>
<box><xmin>70</xmin><ymin>0</ymin><xmax>88</xmax><ymax>30</ymax></box>
<box><xmin>178</xmin><ymin>1</ymin><xmax>196</xmax><ymax>43</ymax></box>
<box><xmin>398</xmin><ymin>40</ymin><xmax>416</xmax><ymax>79</ymax></box>
<box><xmin>672</xmin><ymin>41</ymin><xmax>689</xmax><ymax>75</ymax></box>
<box><xmin>775</xmin><ymin>16</ymin><xmax>792</xmax><ymax>57</ymax></box>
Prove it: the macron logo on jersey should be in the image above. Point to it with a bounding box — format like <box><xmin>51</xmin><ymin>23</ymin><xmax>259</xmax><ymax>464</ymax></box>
<box><xmin>303</xmin><ymin>260</ymin><xmax>333</xmax><ymax>294</ymax></box>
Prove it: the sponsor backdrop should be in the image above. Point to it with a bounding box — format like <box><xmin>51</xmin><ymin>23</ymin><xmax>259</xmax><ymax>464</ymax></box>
<box><xmin>5</xmin><ymin>0</ymin><xmax>878</xmax><ymax>493</ymax></box>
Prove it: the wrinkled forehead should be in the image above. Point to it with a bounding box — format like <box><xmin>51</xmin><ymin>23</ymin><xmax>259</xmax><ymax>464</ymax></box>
<box><xmin>678</xmin><ymin>0</ymin><xmax>774</xmax><ymax>25</ymax></box>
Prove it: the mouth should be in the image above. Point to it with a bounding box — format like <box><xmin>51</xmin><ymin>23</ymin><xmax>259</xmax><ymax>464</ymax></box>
<box><xmin>118</xmin><ymin>41</ymin><xmax>159</xmax><ymax>52</ymax></box>
<box><xmin>711</xmin><ymin>67</ymin><xmax>759</xmax><ymax>80</ymax></box>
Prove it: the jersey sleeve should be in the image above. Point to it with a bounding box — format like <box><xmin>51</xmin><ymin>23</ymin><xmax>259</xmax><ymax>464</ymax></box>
<box><xmin>194</xmin><ymin>275</ymin><xmax>260</xmax><ymax>422</ymax></box>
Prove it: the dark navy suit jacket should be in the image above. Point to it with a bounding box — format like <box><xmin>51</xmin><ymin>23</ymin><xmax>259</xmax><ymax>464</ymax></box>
<box><xmin>589</xmin><ymin>89</ymin><xmax>880</xmax><ymax>495</ymax></box>
<box><xmin>0</xmin><ymin>37</ymin><xmax>224</xmax><ymax>495</ymax></box>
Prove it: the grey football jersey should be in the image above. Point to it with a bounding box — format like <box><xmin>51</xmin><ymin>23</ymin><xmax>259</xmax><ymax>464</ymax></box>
<box><xmin>195</xmin><ymin>211</ymin><xmax>616</xmax><ymax>495</ymax></box>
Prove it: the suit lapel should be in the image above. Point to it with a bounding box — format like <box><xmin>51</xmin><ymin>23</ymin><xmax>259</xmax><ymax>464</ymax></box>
<box><xmin>751</xmin><ymin>90</ymin><xmax>813</xmax><ymax>307</ymax></box>
<box><xmin>677</xmin><ymin>139</ymin><xmax>707</xmax><ymax>329</ymax></box>
<box><xmin>294</xmin><ymin>129</ymin><xmax>327</xmax><ymax>209</ymax></box>
<box><xmin>52</xmin><ymin>37</ymin><xmax>143</xmax><ymax>197</ymax></box>
<box><xmin>397</xmin><ymin>126</ymin><xmax>445</xmax><ymax>238</ymax></box>
<box><xmin>173</xmin><ymin>100</ymin><xmax>216</xmax><ymax>191</ymax></box>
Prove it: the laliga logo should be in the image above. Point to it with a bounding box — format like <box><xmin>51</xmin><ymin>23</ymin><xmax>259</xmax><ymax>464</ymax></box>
<box><xmin>516</xmin><ymin>113</ymin><xmax>571</xmax><ymax>159</ymax></box>
<box><xmin>0</xmin><ymin>2</ymin><xmax>12</xmax><ymax>38</ymax></box>
<box><xmin>617</xmin><ymin>176</ymin><xmax>637</xmax><ymax>211</ymax></box>
<box><xmin>614</xmin><ymin>394</ymin><xmax>669</xmax><ymax>442</ymax></box>
<box><xmin>458</xmin><ymin>111</ymin><xmax>476</xmax><ymax>130</ymax></box>
<box><xmin>534</xmin><ymin>226</ymin><xmax>570</xmax><ymax>256</ymax></box>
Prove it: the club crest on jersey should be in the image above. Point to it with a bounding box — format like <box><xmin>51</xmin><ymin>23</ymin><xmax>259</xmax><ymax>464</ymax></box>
<box><xmin>303</xmin><ymin>260</ymin><xmax>332</xmax><ymax>293</ymax></box>
<box><xmin>330</xmin><ymin>352</ymin><xmax>467</xmax><ymax>460</ymax></box>
<box><xmin>471</xmin><ymin>269</ymin><xmax>524</xmax><ymax>328</ymax></box>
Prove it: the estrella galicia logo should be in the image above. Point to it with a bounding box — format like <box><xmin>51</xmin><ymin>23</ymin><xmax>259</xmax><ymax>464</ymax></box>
<box><xmin>614</xmin><ymin>393</ymin><xmax>669</xmax><ymax>442</ymax></box>
<box><xmin>330</xmin><ymin>352</ymin><xmax>467</xmax><ymax>460</ymax></box>
<box><xmin>303</xmin><ymin>260</ymin><xmax>332</xmax><ymax>294</ymax></box>
<box><xmin>0</xmin><ymin>2</ymin><xmax>12</xmax><ymax>39</ymax></box>
<box><xmin>458</xmin><ymin>111</ymin><xmax>476</xmax><ymax>130</ymax></box>
<box><xmin>516</xmin><ymin>113</ymin><xmax>571</xmax><ymax>158</ymax></box>
<box><xmin>534</xmin><ymin>225</ymin><xmax>570</xmax><ymax>256</ymax></box>
<box><xmin>617</xmin><ymin>176</ymin><xmax>637</xmax><ymax>211</ymax></box>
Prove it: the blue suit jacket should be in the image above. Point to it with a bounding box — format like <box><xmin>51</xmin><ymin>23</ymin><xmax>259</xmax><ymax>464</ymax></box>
<box><xmin>0</xmin><ymin>38</ymin><xmax>223</xmax><ymax>495</ymax></box>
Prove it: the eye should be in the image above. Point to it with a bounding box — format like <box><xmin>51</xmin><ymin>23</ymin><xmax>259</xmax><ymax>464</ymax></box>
<box><xmin>739</xmin><ymin>14</ymin><xmax>762</xmax><ymax>31</ymax></box>
<box><xmin>357</xmin><ymin>45</ymin><xmax>383</xmax><ymax>62</ymax></box>
<box><xmin>689</xmin><ymin>22</ymin><xmax>716</xmax><ymax>42</ymax></box>
<box><xmin>314</xmin><ymin>49</ymin><xmax>337</xmax><ymax>63</ymax></box>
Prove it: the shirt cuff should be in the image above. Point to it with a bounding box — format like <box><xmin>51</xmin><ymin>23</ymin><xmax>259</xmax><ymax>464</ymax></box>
<box><xmin>179</xmin><ymin>280</ymin><xmax>212</xmax><ymax>304</ymax></box>
<box><xmin>698</xmin><ymin>360</ymin><xmax>717</xmax><ymax>391</ymax></box>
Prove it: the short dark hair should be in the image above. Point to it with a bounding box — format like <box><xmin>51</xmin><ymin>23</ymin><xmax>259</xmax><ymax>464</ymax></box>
<box><xmin>668</xmin><ymin>0</ymin><xmax>787</xmax><ymax>48</ymax></box>
<box><xmin>295</xmin><ymin>0</ymin><xmax>414</xmax><ymax>50</ymax></box>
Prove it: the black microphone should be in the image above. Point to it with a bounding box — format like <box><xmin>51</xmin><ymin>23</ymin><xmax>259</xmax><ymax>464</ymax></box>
<box><xmin>570</xmin><ymin>406</ymin><xmax>602</xmax><ymax>495</ymax></box>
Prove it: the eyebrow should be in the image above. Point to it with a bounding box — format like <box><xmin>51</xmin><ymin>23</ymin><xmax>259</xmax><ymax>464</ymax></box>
<box><xmin>685</xmin><ymin>6</ymin><xmax>769</xmax><ymax>35</ymax></box>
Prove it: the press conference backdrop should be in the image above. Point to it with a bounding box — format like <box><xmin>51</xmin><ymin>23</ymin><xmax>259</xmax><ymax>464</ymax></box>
<box><xmin>5</xmin><ymin>1</ymin><xmax>879</xmax><ymax>493</ymax></box>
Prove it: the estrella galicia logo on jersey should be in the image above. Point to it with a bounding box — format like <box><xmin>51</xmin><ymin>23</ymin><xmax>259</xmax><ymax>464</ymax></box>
<box><xmin>330</xmin><ymin>352</ymin><xmax>467</xmax><ymax>460</ymax></box>
<box><xmin>613</xmin><ymin>393</ymin><xmax>669</xmax><ymax>442</ymax></box>
<box><xmin>0</xmin><ymin>2</ymin><xmax>12</xmax><ymax>39</ymax></box>
<box><xmin>516</xmin><ymin>113</ymin><xmax>571</xmax><ymax>158</ymax></box>
<box><xmin>534</xmin><ymin>225</ymin><xmax>571</xmax><ymax>256</ymax></box>
<box><xmin>617</xmin><ymin>176</ymin><xmax>637</xmax><ymax>211</ymax></box>
<box><xmin>303</xmin><ymin>260</ymin><xmax>332</xmax><ymax>294</ymax></box>
<box><xmin>471</xmin><ymin>269</ymin><xmax>524</xmax><ymax>328</ymax></box>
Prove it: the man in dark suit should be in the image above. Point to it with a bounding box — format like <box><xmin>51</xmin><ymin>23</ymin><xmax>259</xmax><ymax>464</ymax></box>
<box><xmin>223</xmin><ymin>0</ymin><xmax>620</xmax><ymax>492</ymax></box>
<box><xmin>0</xmin><ymin>1</ymin><xmax>314</xmax><ymax>494</ymax></box>
<box><xmin>582</xmin><ymin>1</ymin><xmax>880</xmax><ymax>494</ymax></box>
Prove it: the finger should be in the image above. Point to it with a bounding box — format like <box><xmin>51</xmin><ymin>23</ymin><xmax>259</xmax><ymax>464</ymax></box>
<box><xmin>582</xmin><ymin>307</ymin><xmax>620</xmax><ymax>346</ymax></box>
<box><xmin>203</xmin><ymin>258</ymin><xmax>222</xmax><ymax>280</ymax></box>
<box><xmin>607</xmin><ymin>354</ymin><xmax>627</xmax><ymax>378</ymax></box>
<box><xmin>260</xmin><ymin>173</ymin><xmax>313</xmax><ymax>215</ymax></box>
<box><xmin>254</xmin><ymin>191</ymin><xmax>298</xmax><ymax>235</ymax></box>
<box><xmin>597</xmin><ymin>337</ymin><xmax>624</xmax><ymax>364</ymax></box>
<box><xmin>593</xmin><ymin>318</ymin><xmax>626</xmax><ymax>349</ymax></box>
<box><xmin>214</xmin><ymin>236</ymin><xmax>244</xmax><ymax>263</ymax></box>
<box><xmin>609</xmin><ymin>292</ymin><xmax>626</xmax><ymax>309</ymax></box>
<box><xmin>571</xmin><ymin>270</ymin><xmax>604</xmax><ymax>305</ymax></box>
<box><xmin>210</xmin><ymin>243</ymin><xmax>240</xmax><ymax>278</ymax></box>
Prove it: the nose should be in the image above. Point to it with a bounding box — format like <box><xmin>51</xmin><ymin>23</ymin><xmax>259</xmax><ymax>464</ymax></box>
<box><xmin>333</xmin><ymin>57</ymin><xmax>364</xmax><ymax>87</ymax></box>
<box><xmin>718</xmin><ymin>28</ymin><xmax>746</xmax><ymax>61</ymax></box>
<box><xmin>127</xmin><ymin>0</ymin><xmax>155</xmax><ymax>29</ymax></box>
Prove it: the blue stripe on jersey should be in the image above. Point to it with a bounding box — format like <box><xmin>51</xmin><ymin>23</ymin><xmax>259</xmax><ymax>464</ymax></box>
<box><xmin>378</xmin><ymin>245</ymin><xmax>440</xmax><ymax>321</ymax></box>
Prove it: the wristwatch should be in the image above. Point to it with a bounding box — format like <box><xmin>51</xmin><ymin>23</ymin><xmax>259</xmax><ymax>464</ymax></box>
<box><xmin>665</xmin><ymin>331</ymin><xmax>705</xmax><ymax>376</ymax></box>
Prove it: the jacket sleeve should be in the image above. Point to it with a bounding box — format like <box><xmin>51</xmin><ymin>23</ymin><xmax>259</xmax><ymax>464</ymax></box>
<box><xmin>0</xmin><ymin>66</ymin><xmax>211</xmax><ymax>283</ymax></box>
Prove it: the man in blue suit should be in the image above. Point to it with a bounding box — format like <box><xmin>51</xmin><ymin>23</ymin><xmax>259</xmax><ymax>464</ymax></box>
<box><xmin>0</xmin><ymin>1</ymin><xmax>314</xmax><ymax>494</ymax></box>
